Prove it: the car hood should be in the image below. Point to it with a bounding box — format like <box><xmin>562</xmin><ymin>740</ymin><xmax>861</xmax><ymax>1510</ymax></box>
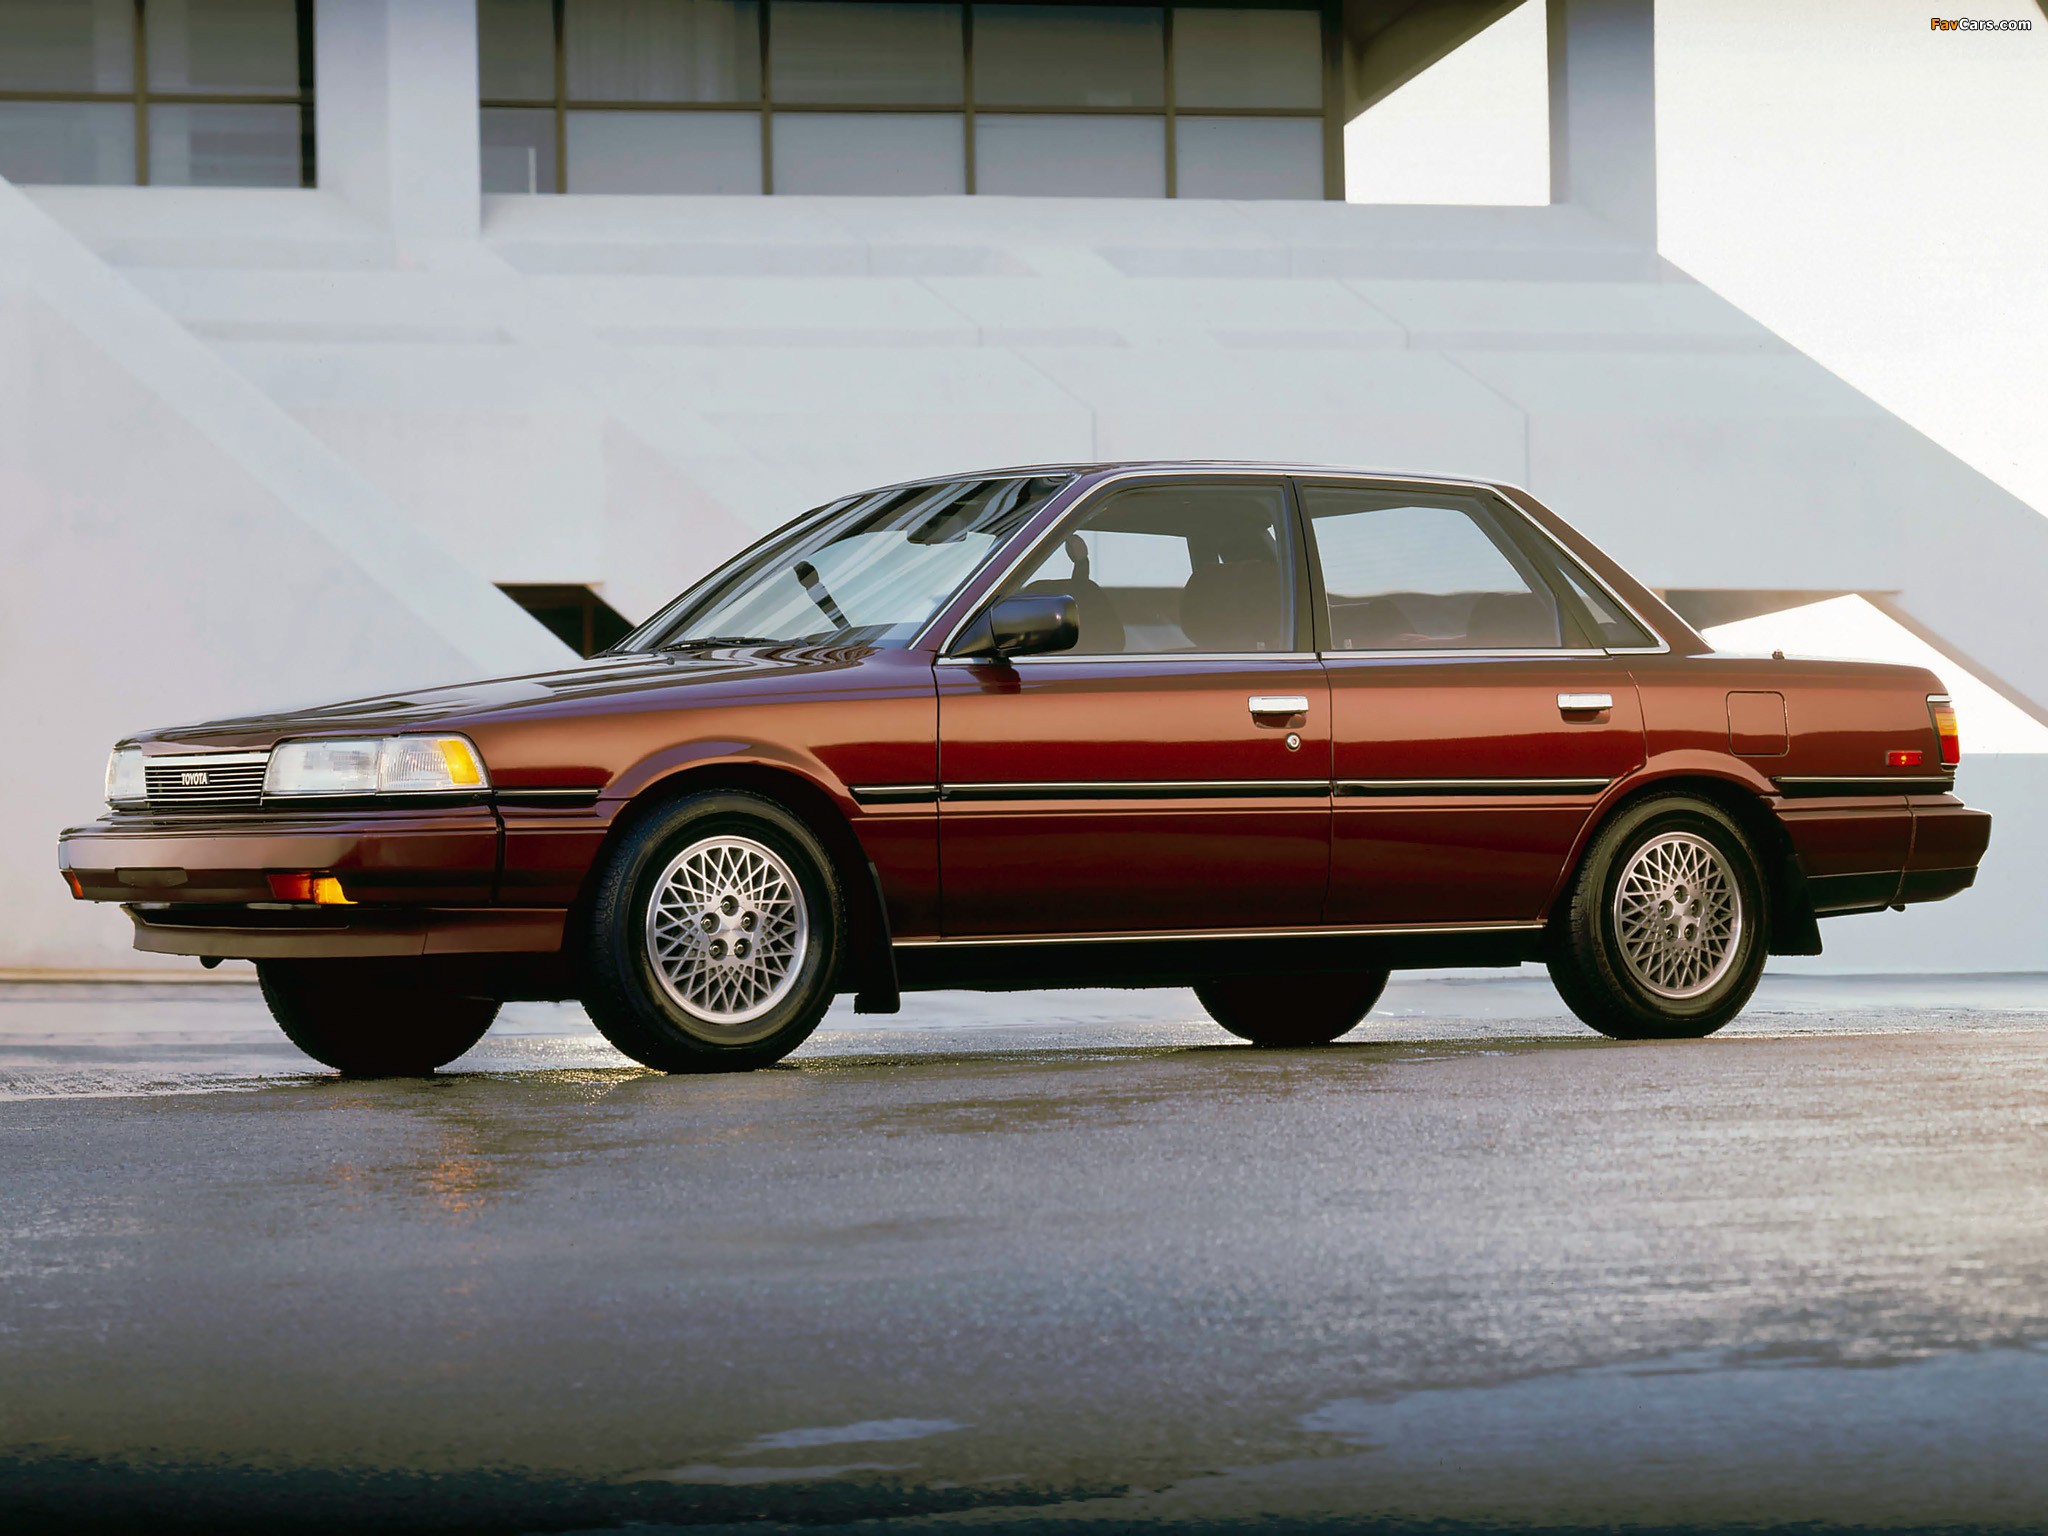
<box><xmin>128</xmin><ymin>646</ymin><xmax>887</xmax><ymax>753</ymax></box>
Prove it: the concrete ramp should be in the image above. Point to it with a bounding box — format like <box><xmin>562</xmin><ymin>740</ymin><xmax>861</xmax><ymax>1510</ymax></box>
<box><xmin>0</xmin><ymin>178</ymin><xmax>571</xmax><ymax>972</ymax></box>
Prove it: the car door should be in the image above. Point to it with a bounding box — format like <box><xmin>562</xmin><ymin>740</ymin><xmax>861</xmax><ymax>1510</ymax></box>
<box><xmin>935</xmin><ymin>476</ymin><xmax>1331</xmax><ymax>938</ymax></box>
<box><xmin>1298</xmin><ymin>478</ymin><xmax>1649</xmax><ymax>927</ymax></box>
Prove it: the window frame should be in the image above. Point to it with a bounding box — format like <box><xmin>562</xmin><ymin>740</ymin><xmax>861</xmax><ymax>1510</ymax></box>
<box><xmin>479</xmin><ymin>0</ymin><xmax>1341</xmax><ymax>198</ymax></box>
<box><xmin>937</xmin><ymin>471</ymin><xmax>1316</xmax><ymax>661</ymax></box>
<box><xmin>0</xmin><ymin>0</ymin><xmax>316</xmax><ymax>187</ymax></box>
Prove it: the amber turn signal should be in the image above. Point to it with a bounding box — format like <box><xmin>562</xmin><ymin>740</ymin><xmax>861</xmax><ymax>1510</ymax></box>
<box><xmin>1926</xmin><ymin>695</ymin><xmax>1960</xmax><ymax>767</ymax></box>
<box><xmin>266</xmin><ymin>872</ymin><xmax>354</xmax><ymax>905</ymax></box>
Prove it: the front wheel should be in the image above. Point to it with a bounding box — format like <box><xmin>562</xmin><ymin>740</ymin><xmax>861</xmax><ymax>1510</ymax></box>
<box><xmin>1195</xmin><ymin>969</ymin><xmax>1389</xmax><ymax>1046</ymax></box>
<box><xmin>258</xmin><ymin>960</ymin><xmax>499</xmax><ymax>1076</ymax></box>
<box><xmin>1547</xmin><ymin>794</ymin><xmax>1768</xmax><ymax>1040</ymax></box>
<box><xmin>577</xmin><ymin>791</ymin><xmax>844</xmax><ymax>1073</ymax></box>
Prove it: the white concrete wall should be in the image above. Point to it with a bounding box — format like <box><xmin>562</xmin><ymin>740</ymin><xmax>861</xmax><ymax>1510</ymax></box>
<box><xmin>0</xmin><ymin>178</ymin><xmax>572</xmax><ymax>972</ymax></box>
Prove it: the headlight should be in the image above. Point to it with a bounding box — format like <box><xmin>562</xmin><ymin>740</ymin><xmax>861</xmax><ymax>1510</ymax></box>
<box><xmin>105</xmin><ymin>747</ymin><xmax>146</xmax><ymax>809</ymax></box>
<box><xmin>264</xmin><ymin>736</ymin><xmax>489</xmax><ymax>797</ymax></box>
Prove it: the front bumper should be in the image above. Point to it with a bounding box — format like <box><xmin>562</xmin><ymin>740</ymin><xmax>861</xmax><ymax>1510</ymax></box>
<box><xmin>125</xmin><ymin>904</ymin><xmax>566</xmax><ymax>960</ymax></box>
<box><xmin>59</xmin><ymin>807</ymin><xmax>566</xmax><ymax>960</ymax></box>
<box><xmin>61</xmin><ymin>806</ymin><xmax>500</xmax><ymax>904</ymax></box>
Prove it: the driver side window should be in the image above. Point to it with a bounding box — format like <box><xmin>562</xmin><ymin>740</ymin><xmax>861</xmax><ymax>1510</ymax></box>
<box><xmin>1003</xmin><ymin>482</ymin><xmax>1295</xmax><ymax>655</ymax></box>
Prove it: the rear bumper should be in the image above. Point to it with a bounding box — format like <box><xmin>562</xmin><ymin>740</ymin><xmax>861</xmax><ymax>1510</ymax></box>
<box><xmin>1777</xmin><ymin>794</ymin><xmax>1991</xmax><ymax>916</ymax></box>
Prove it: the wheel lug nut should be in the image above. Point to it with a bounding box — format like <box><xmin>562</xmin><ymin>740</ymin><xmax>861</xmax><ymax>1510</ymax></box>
<box><xmin>708</xmin><ymin>939</ymin><xmax>726</xmax><ymax>960</ymax></box>
<box><xmin>721</xmin><ymin>895</ymin><xmax>738</xmax><ymax>915</ymax></box>
<box><xmin>700</xmin><ymin>913</ymin><xmax>717</xmax><ymax>931</ymax></box>
<box><xmin>733</xmin><ymin>938</ymin><xmax>750</xmax><ymax>959</ymax></box>
<box><xmin>741</xmin><ymin>912</ymin><xmax>756</xmax><ymax>931</ymax></box>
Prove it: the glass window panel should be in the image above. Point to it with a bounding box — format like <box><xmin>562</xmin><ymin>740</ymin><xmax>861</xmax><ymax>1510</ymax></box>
<box><xmin>567</xmin><ymin>0</ymin><xmax>760</xmax><ymax>103</ymax></box>
<box><xmin>1173</xmin><ymin>7</ymin><xmax>1320</xmax><ymax>109</ymax></box>
<box><xmin>773</xmin><ymin>113</ymin><xmax>963</xmax><ymax>195</ymax></box>
<box><xmin>482</xmin><ymin>107</ymin><xmax>560</xmax><ymax>193</ymax></box>
<box><xmin>0</xmin><ymin>0</ymin><xmax>133</xmax><ymax>92</ymax></box>
<box><xmin>972</xmin><ymin>5</ymin><xmax>1162</xmax><ymax>108</ymax></box>
<box><xmin>146</xmin><ymin>0</ymin><xmax>301</xmax><ymax>97</ymax></box>
<box><xmin>1175</xmin><ymin>116</ymin><xmax>1322</xmax><ymax>200</ymax></box>
<box><xmin>643</xmin><ymin>476</ymin><xmax>1071</xmax><ymax>651</ymax></box>
<box><xmin>479</xmin><ymin>0</ymin><xmax>557</xmax><ymax>101</ymax></box>
<box><xmin>1553</xmin><ymin>559</ymin><xmax>1655</xmax><ymax>648</ymax></box>
<box><xmin>1303</xmin><ymin>488</ymin><xmax>1562</xmax><ymax>651</ymax></box>
<box><xmin>148</xmin><ymin>101</ymin><xmax>302</xmax><ymax>185</ymax></box>
<box><xmin>769</xmin><ymin>1</ymin><xmax>960</xmax><ymax>105</ymax></box>
<box><xmin>566</xmin><ymin>109</ymin><xmax>762</xmax><ymax>193</ymax></box>
<box><xmin>1005</xmin><ymin>483</ymin><xmax>1293</xmax><ymax>655</ymax></box>
<box><xmin>974</xmin><ymin>114</ymin><xmax>1163</xmax><ymax>198</ymax></box>
<box><xmin>0</xmin><ymin>101</ymin><xmax>136</xmax><ymax>184</ymax></box>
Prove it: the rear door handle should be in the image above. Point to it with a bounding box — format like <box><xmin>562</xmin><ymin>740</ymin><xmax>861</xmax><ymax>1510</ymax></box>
<box><xmin>1249</xmin><ymin>695</ymin><xmax>1309</xmax><ymax>716</ymax></box>
<box><xmin>1558</xmin><ymin>692</ymin><xmax>1613</xmax><ymax>714</ymax></box>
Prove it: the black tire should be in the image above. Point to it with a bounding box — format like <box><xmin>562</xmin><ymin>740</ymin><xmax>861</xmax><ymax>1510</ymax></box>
<box><xmin>1195</xmin><ymin>969</ymin><xmax>1389</xmax><ymax>1046</ymax></box>
<box><xmin>257</xmin><ymin>959</ymin><xmax>499</xmax><ymax>1076</ymax></box>
<box><xmin>577</xmin><ymin>791</ymin><xmax>844</xmax><ymax>1072</ymax></box>
<box><xmin>1547</xmin><ymin>793</ymin><xmax>1769</xmax><ymax>1041</ymax></box>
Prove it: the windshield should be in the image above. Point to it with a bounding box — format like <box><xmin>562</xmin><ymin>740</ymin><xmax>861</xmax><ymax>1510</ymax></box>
<box><xmin>619</xmin><ymin>475</ymin><xmax>1072</xmax><ymax>652</ymax></box>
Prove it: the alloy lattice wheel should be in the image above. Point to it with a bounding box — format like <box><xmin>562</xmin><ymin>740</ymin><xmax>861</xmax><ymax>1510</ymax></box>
<box><xmin>1611</xmin><ymin>830</ymin><xmax>1743</xmax><ymax>1000</ymax></box>
<box><xmin>646</xmin><ymin>834</ymin><xmax>809</xmax><ymax>1031</ymax></box>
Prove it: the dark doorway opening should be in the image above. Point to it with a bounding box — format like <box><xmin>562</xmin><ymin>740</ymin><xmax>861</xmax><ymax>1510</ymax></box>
<box><xmin>500</xmin><ymin>585</ymin><xmax>633</xmax><ymax>657</ymax></box>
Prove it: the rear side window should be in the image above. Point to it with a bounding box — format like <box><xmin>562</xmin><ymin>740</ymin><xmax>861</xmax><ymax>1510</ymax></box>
<box><xmin>1301</xmin><ymin>486</ymin><xmax>1562</xmax><ymax>651</ymax></box>
<box><xmin>1552</xmin><ymin>557</ymin><xmax>1657</xmax><ymax>649</ymax></box>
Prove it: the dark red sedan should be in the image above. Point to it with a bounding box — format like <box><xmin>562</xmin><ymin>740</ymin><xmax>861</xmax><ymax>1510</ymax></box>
<box><xmin>60</xmin><ymin>465</ymin><xmax>1990</xmax><ymax>1074</ymax></box>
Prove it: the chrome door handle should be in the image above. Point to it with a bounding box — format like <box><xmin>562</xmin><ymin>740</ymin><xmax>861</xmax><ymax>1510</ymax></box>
<box><xmin>1558</xmin><ymin>692</ymin><xmax>1613</xmax><ymax>714</ymax></box>
<box><xmin>1249</xmin><ymin>695</ymin><xmax>1309</xmax><ymax>716</ymax></box>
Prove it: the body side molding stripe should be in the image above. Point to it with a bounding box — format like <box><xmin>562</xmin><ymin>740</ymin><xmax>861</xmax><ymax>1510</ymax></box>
<box><xmin>1337</xmin><ymin>777</ymin><xmax>1610</xmax><ymax>797</ymax></box>
<box><xmin>939</xmin><ymin>779</ymin><xmax>1326</xmax><ymax>802</ymax></box>
<box><xmin>492</xmin><ymin>787</ymin><xmax>603</xmax><ymax>805</ymax></box>
<box><xmin>849</xmin><ymin>784</ymin><xmax>942</xmax><ymax>805</ymax></box>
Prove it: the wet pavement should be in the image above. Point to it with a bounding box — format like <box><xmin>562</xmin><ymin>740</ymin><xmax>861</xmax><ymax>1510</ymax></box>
<box><xmin>2</xmin><ymin>971</ymin><xmax>2047</xmax><ymax>1533</ymax></box>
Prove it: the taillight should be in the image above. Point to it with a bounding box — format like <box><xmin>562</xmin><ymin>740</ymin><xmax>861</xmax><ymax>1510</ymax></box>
<box><xmin>1927</xmin><ymin>695</ymin><xmax>1960</xmax><ymax>767</ymax></box>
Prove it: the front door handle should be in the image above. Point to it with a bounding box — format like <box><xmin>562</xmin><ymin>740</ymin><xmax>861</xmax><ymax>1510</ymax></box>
<box><xmin>1249</xmin><ymin>695</ymin><xmax>1309</xmax><ymax>717</ymax></box>
<box><xmin>1558</xmin><ymin>692</ymin><xmax>1613</xmax><ymax>715</ymax></box>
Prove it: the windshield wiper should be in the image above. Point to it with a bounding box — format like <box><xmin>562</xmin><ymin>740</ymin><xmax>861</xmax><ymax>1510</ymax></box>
<box><xmin>659</xmin><ymin>634</ymin><xmax>785</xmax><ymax>652</ymax></box>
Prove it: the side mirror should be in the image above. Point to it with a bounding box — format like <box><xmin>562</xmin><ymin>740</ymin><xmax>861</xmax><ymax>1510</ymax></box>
<box><xmin>951</xmin><ymin>594</ymin><xmax>1080</xmax><ymax>661</ymax></box>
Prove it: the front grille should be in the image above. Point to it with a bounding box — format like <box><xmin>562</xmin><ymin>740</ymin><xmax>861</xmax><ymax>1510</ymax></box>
<box><xmin>143</xmin><ymin>752</ymin><xmax>270</xmax><ymax>808</ymax></box>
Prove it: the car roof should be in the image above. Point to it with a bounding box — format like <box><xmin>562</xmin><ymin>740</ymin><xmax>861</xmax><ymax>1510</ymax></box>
<box><xmin>865</xmin><ymin>461</ymin><xmax>1512</xmax><ymax>496</ymax></box>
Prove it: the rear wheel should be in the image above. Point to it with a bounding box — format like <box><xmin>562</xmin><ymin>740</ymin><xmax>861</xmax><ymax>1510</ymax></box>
<box><xmin>578</xmin><ymin>791</ymin><xmax>844</xmax><ymax>1072</ymax></box>
<box><xmin>258</xmin><ymin>960</ymin><xmax>499</xmax><ymax>1076</ymax></box>
<box><xmin>1195</xmin><ymin>969</ymin><xmax>1389</xmax><ymax>1046</ymax></box>
<box><xmin>1547</xmin><ymin>793</ymin><xmax>1768</xmax><ymax>1040</ymax></box>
